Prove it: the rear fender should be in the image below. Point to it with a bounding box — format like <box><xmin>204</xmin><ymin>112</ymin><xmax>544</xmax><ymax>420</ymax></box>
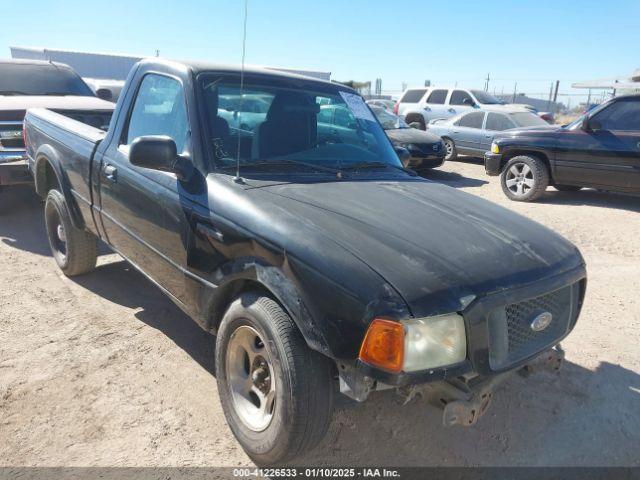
<box><xmin>34</xmin><ymin>145</ymin><xmax>85</xmax><ymax>230</ymax></box>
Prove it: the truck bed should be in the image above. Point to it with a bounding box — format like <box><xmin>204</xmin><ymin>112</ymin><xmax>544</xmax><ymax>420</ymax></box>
<box><xmin>24</xmin><ymin>108</ymin><xmax>109</xmax><ymax>233</ymax></box>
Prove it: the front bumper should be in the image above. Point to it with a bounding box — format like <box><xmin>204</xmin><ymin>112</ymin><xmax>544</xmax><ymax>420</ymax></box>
<box><xmin>0</xmin><ymin>155</ymin><xmax>31</xmax><ymax>187</ymax></box>
<box><xmin>349</xmin><ymin>265</ymin><xmax>586</xmax><ymax>389</ymax></box>
<box><xmin>484</xmin><ymin>151</ymin><xmax>503</xmax><ymax>176</ymax></box>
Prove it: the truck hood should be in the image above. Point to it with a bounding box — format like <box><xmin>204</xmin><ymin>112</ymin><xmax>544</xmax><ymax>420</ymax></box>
<box><xmin>385</xmin><ymin>127</ymin><xmax>442</xmax><ymax>145</ymax></box>
<box><xmin>0</xmin><ymin>95</ymin><xmax>113</xmax><ymax>118</ymax></box>
<box><xmin>497</xmin><ymin>124</ymin><xmax>561</xmax><ymax>138</ymax></box>
<box><xmin>256</xmin><ymin>178</ymin><xmax>583</xmax><ymax>316</ymax></box>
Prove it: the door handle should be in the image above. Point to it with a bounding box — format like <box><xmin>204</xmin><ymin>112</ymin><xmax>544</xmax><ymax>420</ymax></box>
<box><xmin>448</xmin><ymin>108</ymin><xmax>456</xmax><ymax>113</ymax></box>
<box><xmin>104</xmin><ymin>164</ymin><xmax>117</xmax><ymax>183</ymax></box>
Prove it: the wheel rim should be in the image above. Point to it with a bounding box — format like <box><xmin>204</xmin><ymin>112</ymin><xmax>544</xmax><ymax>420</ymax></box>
<box><xmin>505</xmin><ymin>162</ymin><xmax>535</xmax><ymax>196</ymax></box>
<box><xmin>47</xmin><ymin>207</ymin><xmax>67</xmax><ymax>259</ymax></box>
<box><xmin>226</xmin><ymin>325</ymin><xmax>276</xmax><ymax>432</ymax></box>
<box><xmin>444</xmin><ymin>139</ymin><xmax>454</xmax><ymax>159</ymax></box>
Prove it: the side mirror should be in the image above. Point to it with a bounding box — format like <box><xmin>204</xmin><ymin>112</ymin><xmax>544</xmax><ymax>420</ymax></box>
<box><xmin>130</xmin><ymin>135</ymin><xmax>187</xmax><ymax>179</ymax></box>
<box><xmin>463</xmin><ymin>97</ymin><xmax>476</xmax><ymax>107</ymax></box>
<box><xmin>347</xmin><ymin>121</ymin><xmax>358</xmax><ymax>129</ymax></box>
<box><xmin>408</xmin><ymin>121</ymin><xmax>423</xmax><ymax>129</ymax></box>
<box><xmin>581</xmin><ymin>116</ymin><xmax>602</xmax><ymax>131</ymax></box>
<box><xmin>96</xmin><ymin>88</ymin><xmax>113</xmax><ymax>101</ymax></box>
<box><xmin>394</xmin><ymin>146</ymin><xmax>411</xmax><ymax>166</ymax></box>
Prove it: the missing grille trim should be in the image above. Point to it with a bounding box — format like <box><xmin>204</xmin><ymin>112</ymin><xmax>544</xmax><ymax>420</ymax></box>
<box><xmin>488</xmin><ymin>283</ymin><xmax>577</xmax><ymax>370</ymax></box>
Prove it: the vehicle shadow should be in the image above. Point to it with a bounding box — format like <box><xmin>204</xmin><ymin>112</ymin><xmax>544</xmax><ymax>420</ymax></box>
<box><xmin>296</xmin><ymin>359</ymin><xmax>640</xmax><ymax>466</ymax></box>
<box><xmin>70</xmin><ymin>259</ymin><xmax>216</xmax><ymax>376</ymax></box>
<box><xmin>539</xmin><ymin>189</ymin><xmax>640</xmax><ymax>213</ymax></box>
<box><xmin>418</xmin><ymin>168</ymin><xmax>489</xmax><ymax>188</ymax></box>
<box><xmin>0</xmin><ymin>185</ymin><xmax>51</xmax><ymax>256</ymax></box>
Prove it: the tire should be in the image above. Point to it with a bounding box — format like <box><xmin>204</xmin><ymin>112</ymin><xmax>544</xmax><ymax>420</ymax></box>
<box><xmin>500</xmin><ymin>155</ymin><xmax>549</xmax><ymax>202</ymax></box>
<box><xmin>554</xmin><ymin>184</ymin><xmax>583</xmax><ymax>192</ymax></box>
<box><xmin>442</xmin><ymin>137</ymin><xmax>457</xmax><ymax>161</ymax></box>
<box><xmin>44</xmin><ymin>189</ymin><xmax>98</xmax><ymax>276</ymax></box>
<box><xmin>215</xmin><ymin>291</ymin><xmax>334</xmax><ymax>466</ymax></box>
<box><xmin>406</xmin><ymin>115</ymin><xmax>426</xmax><ymax>130</ymax></box>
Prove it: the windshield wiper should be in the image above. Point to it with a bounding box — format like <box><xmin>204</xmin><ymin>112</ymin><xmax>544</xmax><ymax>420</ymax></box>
<box><xmin>341</xmin><ymin>161</ymin><xmax>417</xmax><ymax>176</ymax></box>
<box><xmin>0</xmin><ymin>91</ymin><xmax>27</xmax><ymax>96</ymax></box>
<box><xmin>219</xmin><ymin>158</ymin><xmax>340</xmax><ymax>175</ymax></box>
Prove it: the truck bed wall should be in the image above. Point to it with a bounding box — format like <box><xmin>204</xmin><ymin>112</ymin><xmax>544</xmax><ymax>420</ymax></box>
<box><xmin>24</xmin><ymin>108</ymin><xmax>107</xmax><ymax>236</ymax></box>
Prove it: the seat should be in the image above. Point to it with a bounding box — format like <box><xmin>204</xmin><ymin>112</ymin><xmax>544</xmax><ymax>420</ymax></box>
<box><xmin>204</xmin><ymin>86</ymin><xmax>231</xmax><ymax>160</ymax></box>
<box><xmin>253</xmin><ymin>92</ymin><xmax>318</xmax><ymax>160</ymax></box>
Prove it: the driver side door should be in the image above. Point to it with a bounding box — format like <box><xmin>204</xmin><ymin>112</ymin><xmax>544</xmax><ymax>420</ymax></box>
<box><xmin>98</xmin><ymin>73</ymin><xmax>192</xmax><ymax>303</ymax></box>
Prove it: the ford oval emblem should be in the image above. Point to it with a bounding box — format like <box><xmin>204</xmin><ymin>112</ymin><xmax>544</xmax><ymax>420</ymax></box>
<box><xmin>530</xmin><ymin>311</ymin><xmax>553</xmax><ymax>332</ymax></box>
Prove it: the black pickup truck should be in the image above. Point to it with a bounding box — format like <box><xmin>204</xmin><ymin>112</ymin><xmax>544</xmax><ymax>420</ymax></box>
<box><xmin>24</xmin><ymin>58</ymin><xmax>587</xmax><ymax>465</ymax></box>
<box><xmin>485</xmin><ymin>94</ymin><xmax>640</xmax><ymax>202</ymax></box>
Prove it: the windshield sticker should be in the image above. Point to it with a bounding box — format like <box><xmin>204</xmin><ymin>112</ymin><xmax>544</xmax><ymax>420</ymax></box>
<box><xmin>339</xmin><ymin>92</ymin><xmax>376</xmax><ymax>122</ymax></box>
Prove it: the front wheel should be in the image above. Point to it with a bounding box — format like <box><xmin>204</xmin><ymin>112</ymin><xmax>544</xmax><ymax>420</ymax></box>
<box><xmin>500</xmin><ymin>155</ymin><xmax>549</xmax><ymax>202</ymax></box>
<box><xmin>442</xmin><ymin>137</ymin><xmax>457</xmax><ymax>161</ymax></box>
<box><xmin>44</xmin><ymin>189</ymin><xmax>98</xmax><ymax>276</ymax></box>
<box><xmin>215</xmin><ymin>291</ymin><xmax>334</xmax><ymax>466</ymax></box>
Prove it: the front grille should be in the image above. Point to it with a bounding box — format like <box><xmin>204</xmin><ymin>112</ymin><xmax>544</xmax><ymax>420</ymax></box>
<box><xmin>488</xmin><ymin>283</ymin><xmax>578</xmax><ymax>370</ymax></box>
<box><xmin>0</xmin><ymin>122</ymin><xmax>24</xmax><ymax>150</ymax></box>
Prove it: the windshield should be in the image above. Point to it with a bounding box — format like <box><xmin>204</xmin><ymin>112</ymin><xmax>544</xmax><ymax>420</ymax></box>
<box><xmin>0</xmin><ymin>63</ymin><xmax>95</xmax><ymax>96</ymax></box>
<box><xmin>370</xmin><ymin>105</ymin><xmax>408</xmax><ymax>129</ymax></box>
<box><xmin>471</xmin><ymin>90</ymin><xmax>504</xmax><ymax>105</ymax></box>
<box><xmin>510</xmin><ymin>112</ymin><xmax>548</xmax><ymax>127</ymax></box>
<box><xmin>200</xmin><ymin>73</ymin><xmax>401</xmax><ymax>173</ymax></box>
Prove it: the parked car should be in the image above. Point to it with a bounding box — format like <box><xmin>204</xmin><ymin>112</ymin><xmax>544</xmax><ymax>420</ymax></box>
<box><xmin>427</xmin><ymin>108</ymin><xmax>551</xmax><ymax>160</ymax></box>
<box><xmin>394</xmin><ymin>87</ymin><xmax>521</xmax><ymax>129</ymax></box>
<box><xmin>25</xmin><ymin>58</ymin><xmax>586</xmax><ymax>465</ymax></box>
<box><xmin>366</xmin><ymin>98</ymin><xmax>395</xmax><ymax>110</ymax></box>
<box><xmin>0</xmin><ymin>59</ymin><xmax>114</xmax><ymax>197</ymax></box>
<box><xmin>368</xmin><ymin>105</ymin><xmax>445</xmax><ymax>170</ymax></box>
<box><xmin>218</xmin><ymin>93</ymin><xmax>272</xmax><ymax>131</ymax></box>
<box><xmin>485</xmin><ymin>94</ymin><xmax>640</xmax><ymax>201</ymax></box>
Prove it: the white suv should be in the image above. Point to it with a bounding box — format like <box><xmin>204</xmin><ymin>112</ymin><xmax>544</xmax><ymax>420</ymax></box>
<box><xmin>394</xmin><ymin>87</ymin><xmax>514</xmax><ymax>130</ymax></box>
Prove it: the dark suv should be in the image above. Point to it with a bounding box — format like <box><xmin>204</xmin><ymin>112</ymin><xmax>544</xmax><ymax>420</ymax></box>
<box><xmin>485</xmin><ymin>95</ymin><xmax>640</xmax><ymax>201</ymax></box>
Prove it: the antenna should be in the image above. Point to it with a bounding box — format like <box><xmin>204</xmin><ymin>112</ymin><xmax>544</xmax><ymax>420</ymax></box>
<box><xmin>234</xmin><ymin>0</ymin><xmax>249</xmax><ymax>184</ymax></box>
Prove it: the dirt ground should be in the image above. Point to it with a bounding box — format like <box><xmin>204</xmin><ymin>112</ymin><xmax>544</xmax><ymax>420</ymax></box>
<box><xmin>1</xmin><ymin>160</ymin><xmax>639</xmax><ymax>468</ymax></box>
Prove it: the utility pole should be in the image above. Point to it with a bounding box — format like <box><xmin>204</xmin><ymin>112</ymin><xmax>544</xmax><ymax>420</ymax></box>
<box><xmin>512</xmin><ymin>82</ymin><xmax>517</xmax><ymax>103</ymax></box>
<box><xmin>155</xmin><ymin>49</ymin><xmax>160</xmax><ymax>57</ymax></box>
<box><xmin>552</xmin><ymin>80</ymin><xmax>560</xmax><ymax>112</ymax></box>
<box><xmin>484</xmin><ymin>73</ymin><xmax>490</xmax><ymax>92</ymax></box>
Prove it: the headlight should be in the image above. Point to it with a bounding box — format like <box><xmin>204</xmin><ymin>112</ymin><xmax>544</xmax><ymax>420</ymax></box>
<box><xmin>491</xmin><ymin>142</ymin><xmax>500</xmax><ymax>154</ymax></box>
<box><xmin>359</xmin><ymin>314</ymin><xmax>467</xmax><ymax>373</ymax></box>
<box><xmin>402</xmin><ymin>314</ymin><xmax>467</xmax><ymax>372</ymax></box>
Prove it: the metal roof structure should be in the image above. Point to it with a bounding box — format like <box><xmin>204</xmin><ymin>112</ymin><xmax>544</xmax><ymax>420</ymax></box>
<box><xmin>572</xmin><ymin>68</ymin><xmax>640</xmax><ymax>91</ymax></box>
<box><xmin>10</xmin><ymin>46</ymin><xmax>331</xmax><ymax>82</ymax></box>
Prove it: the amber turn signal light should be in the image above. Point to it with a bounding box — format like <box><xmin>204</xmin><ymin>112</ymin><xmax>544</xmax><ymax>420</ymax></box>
<box><xmin>358</xmin><ymin>318</ymin><xmax>404</xmax><ymax>374</ymax></box>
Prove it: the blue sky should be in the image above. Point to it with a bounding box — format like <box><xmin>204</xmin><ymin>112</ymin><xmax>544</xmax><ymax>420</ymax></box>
<box><xmin>1</xmin><ymin>0</ymin><xmax>639</xmax><ymax>103</ymax></box>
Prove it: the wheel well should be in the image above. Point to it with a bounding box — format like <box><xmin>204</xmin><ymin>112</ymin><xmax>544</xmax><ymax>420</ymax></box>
<box><xmin>502</xmin><ymin>150</ymin><xmax>551</xmax><ymax>174</ymax></box>
<box><xmin>404</xmin><ymin>113</ymin><xmax>425</xmax><ymax>125</ymax></box>
<box><xmin>207</xmin><ymin>278</ymin><xmax>275</xmax><ymax>333</ymax></box>
<box><xmin>35</xmin><ymin>158</ymin><xmax>60</xmax><ymax>197</ymax></box>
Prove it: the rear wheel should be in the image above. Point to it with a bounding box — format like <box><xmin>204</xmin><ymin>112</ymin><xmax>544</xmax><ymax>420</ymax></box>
<box><xmin>44</xmin><ymin>189</ymin><xmax>97</xmax><ymax>276</ymax></box>
<box><xmin>554</xmin><ymin>184</ymin><xmax>583</xmax><ymax>192</ymax></box>
<box><xmin>500</xmin><ymin>155</ymin><xmax>549</xmax><ymax>202</ymax></box>
<box><xmin>443</xmin><ymin>137</ymin><xmax>457</xmax><ymax>161</ymax></box>
<box><xmin>215</xmin><ymin>291</ymin><xmax>334</xmax><ymax>466</ymax></box>
<box><xmin>406</xmin><ymin>115</ymin><xmax>426</xmax><ymax>130</ymax></box>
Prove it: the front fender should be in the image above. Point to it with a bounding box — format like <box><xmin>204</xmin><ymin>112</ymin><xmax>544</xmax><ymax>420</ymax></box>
<box><xmin>197</xmin><ymin>254</ymin><xmax>410</xmax><ymax>361</ymax></box>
